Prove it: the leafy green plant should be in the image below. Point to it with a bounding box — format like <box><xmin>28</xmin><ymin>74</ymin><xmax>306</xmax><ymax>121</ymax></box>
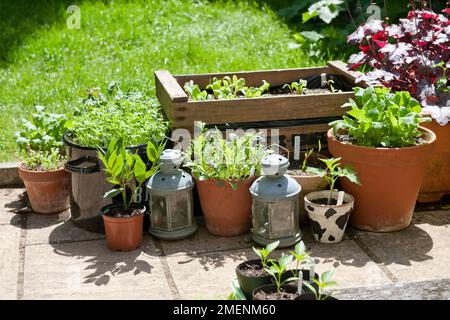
<box><xmin>228</xmin><ymin>278</ymin><xmax>246</xmax><ymax>300</ymax></box>
<box><xmin>330</xmin><ymin>87</ymin><xmax>432</xmax><ymax>148</ymax></box>
<box><xmin>283</xmin><ymin>79</ymin><xmax>308</xmax><ymax>95</ymax></box>
<box><xmin>183</xmin><ymin>122</ymin><xmax>271</xmax><ymax>189</ymax></box>
<box><xmin>16</xmin><ymin>105</ymin><xmax>68</xmax><ymax>170</ymax></box>
<box><xmin>97</xmin><ymin>138</ymin><xmax>165</xmax><ymax>211</ymax></box>
<box><xmin>239</xmin><ymin>80</ymin><xmax>270</xmax><ymax>98</ymax></box>
<box><xmin>265</xmin><ymin>254</ymin><xmax>297</xmax><ymax>292</ymax></box>
<box><xmin>301</xmin><ymin>140</ymin><xmax>322</xmax><ymax>172</ymax></box>
<box><xmin>206</xmin><ymin>75</ymin><xmax>247</xmax><ymax>99</ymax></box>
<box><xmin>252</xmin><ymin>240</ymin><xmax>280</xmax><ymax>269</ymax></box>
<box><xmin>70</xmin><ymin>84</ymin><xmax>168</xmax><ymax>149</ymax></box>
<box><xmin>307</xmin><ymin>157</ymin><xmax>360</xmax><ymax>205</ymax></box>
<box><xmin>184</xmin><ymin>80</ymin><xmax>211</xmax><ymax>101</ymax></box>
<box><xmin>324</xmin><ymin>79</ymin><xmax>340</xmax><ymax>93</ymax></box>
<box><xmin>303</xmin><ymin>268</ymin><xmax>338</xmax><ymax>300</ymax></box>
<box><xmin>289</xmin><ymin>241</ymin><xmax>311</xmax><ymax>276</ymax></box>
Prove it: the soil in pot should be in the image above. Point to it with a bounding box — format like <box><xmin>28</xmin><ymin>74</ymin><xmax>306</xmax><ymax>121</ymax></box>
<box><xmin>18</xmin><ymin>165</ymin><xmax>70</xmax><ymax>214</ymax></box>
<box><xmin>196</xmin><ymin>177</ymin><xmax>255</xmax><ymax>236</ymax></box>
<box><xmin>253</xmin><ymin>284</ymin><xmax>303</xmax><ymax>300</ymax></box>
<box><xmin>235</xmin><ymin>259</ymin><xmax>273</xmax><ymax>300</ymax></box>
<box><xmin>418</xmin><ymin>119</ymin><xmax>450</xmax><ymax>202</ymax></box>
<box><xmin>101</xmin><ymin>203</ymin><xmax>145</xmax><ymax>251</ymax></box>
<box><xmin>327</xmin><ymin>127</ymin><xmax>436</xmax><ymax>232</ymax></box>
<box><xmin>295</xmin><ymin>293</ymin><xmax>338</xmax><ymax>300</ymax></box>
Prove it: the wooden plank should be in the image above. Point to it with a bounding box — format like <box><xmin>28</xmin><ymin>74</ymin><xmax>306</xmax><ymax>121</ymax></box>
<box><xmin>174</xmin><ymin>66</ymin><xmax>332</xmax><ymax>88</ymax></box>
<box><xmin>169</xmin><ymin>92</ymin><xmax>353</xmax><ymax>128</ymax></box>
<box><xmin>327</xmin><ymin>60</ymin><xmax>379</xmax><ymax>88</ymax></box>
<box><xmin>154</xmin><ymin>70</ymin><xmax>188</xmax><ymax>102</ymax></box>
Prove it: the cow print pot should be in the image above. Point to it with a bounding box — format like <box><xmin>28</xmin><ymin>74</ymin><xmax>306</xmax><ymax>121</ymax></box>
<box><xmin>304</xmin><ymin>190</ymin><xmax>354</xmax><ymax>244</ymax></box>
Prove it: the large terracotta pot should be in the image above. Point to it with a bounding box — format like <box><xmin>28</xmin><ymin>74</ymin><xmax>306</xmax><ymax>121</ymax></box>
<box><xmin>327</xmin><ymin>127</ymin><xmax>436</xmax><ymax>232</ymax></box>
<box><xmin>418</xmin><ymin>120</ymin><xmax>450</xmax><ymax>202</ymax></box>
<box><xmin>291</xmin><ymin>174</ymin><xmax>328</xmax><ymax>225</ymax></box>
<box><xmin>18</xmin><ymin>164</ymin><xmax>70</xmax><ymax>214</ymax></box>
<box><xmin>196</xmin><ymin>177</ymin><xmax>255</xmax><ymax>236</ymax></box>
<box><xmin>101</xmin><ymin>203</ymin><xmax>145</xmax><ymax>251</ymax></box>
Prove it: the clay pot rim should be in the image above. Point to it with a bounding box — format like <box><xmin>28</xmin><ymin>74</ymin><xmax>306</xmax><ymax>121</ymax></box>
<box><xmin>327</xmin><ymin>126</ymin><xmax>436</xmax><ymax>152</ymax></box>
<box><xmin>304</xmin><ymin>190</ymin><xmax>355</xmax><ymax>209</ymax></box>
<box><xmin>193</xmin><ymin>176</ymin><xmax>257</xmax><ymax>184</ymax></box>
<box><xmin>288</xmin><ymin>170</ymin><xmax>324</xmax><ymax>180</ymax></box>
<box><xmin>18</xmin><ymin>162</ymin><xmax>65</xmax><ymax>173</ymax></box>
<box><xmin>100</xmin><ymin>203</ymin><xmax>146</xmax><ymax>221</ymax></box>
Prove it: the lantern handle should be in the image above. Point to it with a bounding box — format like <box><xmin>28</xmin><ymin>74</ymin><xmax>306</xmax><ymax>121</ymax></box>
<box><xmin>264</xmin><ymin>143</ymin><xmax>290</xmax><ymax>158</ymax></box>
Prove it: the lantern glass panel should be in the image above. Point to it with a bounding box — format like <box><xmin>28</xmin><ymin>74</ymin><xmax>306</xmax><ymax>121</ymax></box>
<box><xmin>269</xmin><ymin>200</ymin><xmax>295</xmax><ymax>238</ymax></box>
<box><xmin>169</xmin><ymin>191</ymin><xmax>191</xmax><ymax>230</ymax></box>
<box><xmin>151</xmin><ymin>194</ymin><xmax>168</xmax><ymax>230</ymax></box>
<box><xmin>253</xmin><ymin>200</ymin><xmax>269</xmax><ymax>239</ymax></box>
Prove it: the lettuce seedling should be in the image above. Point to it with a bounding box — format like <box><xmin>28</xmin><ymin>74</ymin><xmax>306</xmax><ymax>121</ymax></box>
<box><xmin>240</xmin><ymin>80</ymin><xmax>270</xmax><ymax>98</ymax></box>
<box><xmin>184</xmin><ymin>80</ymin><xmax>210</xmax><ymax>101</ymax></box>
<box><xmin>283</xmin><ymin>79</ymin><xmax>308</xmax><ymax>95</ymax></box>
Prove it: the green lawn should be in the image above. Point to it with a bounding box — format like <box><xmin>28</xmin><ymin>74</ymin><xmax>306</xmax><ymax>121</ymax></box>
<box><xmin>0</xmin><ymin>0</ymin><xmax>327</xmax><ymax>162</ymax></box>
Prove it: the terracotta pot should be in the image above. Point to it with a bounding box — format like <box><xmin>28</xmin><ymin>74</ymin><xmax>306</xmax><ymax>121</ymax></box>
<box><xmin>196</xmin><ymin>177</ymin><xmax>255</xmax><ymax>236</ymax></box>
<box><xmin>291</xmin><ymin>174</ymin><xmax>328</xmax><ymax>225</ymax></box>
<box><xmin>304</xmin><ymin>190</ymin><xmax>354</xmax><ymax>243</ymax></box>
<box><xmin>418</xmin><ymin>119</ymin><xmax>450</xmax><ymax>202</ymax></box>
<box><xmin>101</xmin><ymin>203</ymin><xmax>145</xmax><ymax>251</ymax></box>
<box><xmin>18</xmin><ymin>164</ymin><xmax>70</xmax><ymax>214</ymax></box>
<box><xmin>327</xmin><ymin>127</ymin><xmax>436</xmax><ymax>232</ymax></box>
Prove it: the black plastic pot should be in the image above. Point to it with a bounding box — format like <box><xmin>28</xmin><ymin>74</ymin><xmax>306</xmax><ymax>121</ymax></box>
<box><xmin>235</xmin><ymin>259</ymin><xmax>272</xmax><ymax>300</ymax></box>
<box><xmin>252</xmin><ymin>284</ymin><xmax>301</xmax><ymax>300</ymax></box>
<box><xmin>63</xmin><ymin>132</ymin><xmax>151</xmax><ymax>233</ymax></box>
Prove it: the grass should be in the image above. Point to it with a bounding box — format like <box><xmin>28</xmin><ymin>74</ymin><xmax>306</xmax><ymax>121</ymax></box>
<box><xmin>0</xmin><ymin>0</ymin><xmax>328</xmax><ymax>162</ymax></box>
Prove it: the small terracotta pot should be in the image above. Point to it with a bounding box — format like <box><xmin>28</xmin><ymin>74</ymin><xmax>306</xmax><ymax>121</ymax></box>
<box><xmin>196</xmin><ymin>177</ymin><xmax>255</xmax><ymax>236</ymax></box>
<box><xmin>304</xmin><ymin>190</ymin><xmax>354</xmax><ymax>243</ymax></box>
<box><xmin>101</xmin><ymin>203</ymin><xmax>145</xmax><ymax>251</ymax></box>
<box><xmin>18</xmin><ymin>164</ymin><xmax>70</xmax><ymax>214</ymax></box>
<box><xmin>327</xmin><ymin>127</ymin><xmax>436</xmax><ymax>232</ymax></box>
<box><xmin>418</xmin><ymin>119</ymin><xmax>450</xmax><ymax>202</ymax></box>
<box><xmin>291</xmin><ymin>174</ymin><xmax>328</xmax><ymax>225</ymax></box>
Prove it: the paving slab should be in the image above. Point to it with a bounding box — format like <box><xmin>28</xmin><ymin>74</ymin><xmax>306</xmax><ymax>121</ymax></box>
<box><xmin>353</xmin><ymin>210</ymin><xmax>450</xmax><ymax>283</ymax></box>
<box><xmin>334</xmin><ymin>278</ymin><xmax>450</xmax><ymax>300</ymax></box>
<box><xmin>0</xmin><ymin>188</ymin><xmax>27</xmax><ymax>225</ymax></box>
<box><xmin>166</xmin><ymin>239</ymin><xmax>391</xmax><ymax>300</ymax></box>
<box><xmin>22</xmin><ymin>239</ymin><xmax>172</xmax><ymax>299</ymax></box>
<box><xmin>26</xmin><ymin>210</ymin><xmax>105</xmax><ymax>246</ymax></box>
<box><xmin>0</xmin><ymin>224</ymin><xmax>21</xmax><ymax>299</ymax></box>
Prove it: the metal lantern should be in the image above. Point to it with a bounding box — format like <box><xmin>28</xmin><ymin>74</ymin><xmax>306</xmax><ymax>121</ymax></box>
<box><xmin>249</xmin><ymin>154</ymin><xmax>302</xmax><ymax>248</ymax></box>
<box><xmin>146</xmin><ymin>149</ymin><xmax>197</xmax><ymax>240</ymax></box>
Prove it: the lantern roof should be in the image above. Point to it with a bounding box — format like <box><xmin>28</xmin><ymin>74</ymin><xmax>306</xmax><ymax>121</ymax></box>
<box><xmin>249</xmin><ymin>174</ymin><xmax>301</xmax><ymax>200</ymax></box>
<box><xmin>146</xmin><ymin>169</ymin><xmax>194</xmax><ymax>192</ymax></box>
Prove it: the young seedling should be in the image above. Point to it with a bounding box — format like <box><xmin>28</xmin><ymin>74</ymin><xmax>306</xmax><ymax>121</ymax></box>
<box><xmin>283</xmin><ymin>79</ymin><xmax>308</xmax><ymax>95</ymax></box>
<box><xmin>300</xmin><ymin>140</ymin><xmax>322</xmax><ymax>172</ymax></box>
<box><xmin>306</xmin><ymin>157</ymin><xmax>360</xmax><ymax>205</ymax></box>
<box><xmin>252</xmin><ymin>240</ymin><xmax>280</xmax><ymax>269</ymax></box>
<box><xmin>325</xmin><ymin>79</ymin><xmax>340</xmax><ymax>93</ymax></box>
<box><xmin>265</xmin><ymin>254</ymin><xmax>297</xmax><ymax>292</ymax></box>
<box><xmin>240</xmin><ymin>80</ymin><xmax>270</xmax><ymax>98</ymax></box>
<box><xmin>303</xmin><ymin>268</ymin><xmax>338</xmax><ymax>300</ymax></box>
<box><xmin>289</xmin><ymin>241</ymin><xmax>311</xmax><ymax>276</ymax></box>
<box><xmin>97</xmin><ymin>138</ymin><xmax>165</xmax><ymax>210</ymax></box>
<box><xmin>184</xmin><ymin>80</ymin><xmax>210</xmax><ymax>101</ymax></box>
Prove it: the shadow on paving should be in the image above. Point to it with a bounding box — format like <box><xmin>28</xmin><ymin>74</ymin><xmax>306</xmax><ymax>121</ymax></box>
<box><xmin>49</xmin><ymin>224</ymin><xmax>155</xmax><ymax>286</ymax></box>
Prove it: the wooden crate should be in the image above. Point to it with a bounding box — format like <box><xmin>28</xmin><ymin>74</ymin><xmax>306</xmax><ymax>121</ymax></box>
<box><xmin>155</xmin><ymin>60</ymin><xmax>363</xmax><ymax>156</ymax></box>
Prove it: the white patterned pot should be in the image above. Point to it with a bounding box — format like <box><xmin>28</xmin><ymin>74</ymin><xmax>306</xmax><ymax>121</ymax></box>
<box><xmin>304</xmin><ymin>190</ymin><xmax>354</xmax><ymax>244</ymax></box>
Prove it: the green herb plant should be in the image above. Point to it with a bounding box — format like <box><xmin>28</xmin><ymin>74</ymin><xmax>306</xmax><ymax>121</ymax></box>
<box><xmin>97</xmin><ymin>138</ymin><xmax>165</xmax><ymax>211</ymax></box>
<box><xmin>70</xmin><ymin>84</ymin><xmax>168</xmax><ymax>148</ymax></box>
<box><xmin>330</xmin><ymin>87</ymin><xmax>431</xmax><ymax>148</ymax></box>
<box><xmin>253</xmin><ymin>240</ymin><xmax>280</xmax><ymax>269</ymax></box>
<box><xmin>265</xmin><ymin>254</ymin><xmax>298</xmax><ymax>292</ymax></box>
<box><xmin>183</xmin><ymin>122</ymin><xmax>271</xmax><ymax>189</ymax></box>
<box><xmin>301</xmin><ymin>140</ymin><xmax>322</xmax><ymax>172</ymax></box>
<box><xmin>283</xmin><ymin>79</ymin><xmax>308</xmax><ymax>95</ymax></box>
<box><xmin>303</xmin><ymin>268</ymin><xmax>338</xmax><ymax>300</ymax></box>
<box><xmin>306</xmin><ymin>157</ymin><xmax>360</xmax><ymax>205</ymax></box>
<box><xmin>16</xmin><ymin>105</ymin><xmax>68</xmax><ymax>171</ymax></box>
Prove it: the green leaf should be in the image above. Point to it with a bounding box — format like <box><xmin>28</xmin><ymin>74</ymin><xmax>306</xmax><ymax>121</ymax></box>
<box><xmin>266</xmin><ymin>241</ymin><xmax>280</xmax><ymax>254</ymax></box>
<box><xmin>133</xmin><ymin>155</ymin><xmax>147</xmax><ymax>185</ymax></box>
<box><xmin>103</xmin><ymin>188</ymin><xmax>124</xmax><ymax>199</ymax></box>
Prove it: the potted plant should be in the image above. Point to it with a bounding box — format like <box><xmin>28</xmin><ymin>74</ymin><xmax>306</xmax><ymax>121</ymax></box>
<box><xmin>63</xmin><ymin>83</ymin><xmax>168</xmax><ymax>231</ymax></box>
<box><xmin>16</xmin><ymin>106</ymin><xmax>70</xmax><ymax>214</ymax></box>
<box><xmin>235</xmin><ymin>241</ymin><xmax>279</xmax><ymax>300</ymax></box>
<box><xmin>304</xmin><ymin>157</ymin><xmax>359</xmax><ymax>243</ymax></box>
<box><xmin>184</xmin><ymin>122</ymin><xmax>270</xmax><ymax>236</ymax></box>
<box><xmin>288</xmin><ymin>141</ymin><xmax>329</xmax><ymax>224</ymax></box>
<box><xmin>328</xmin><ymin>87</ymin><xmax>436</xmax><ymax>232</ymax></box>
<box><xmin>347</xmin><ymin>6</ymin><xmax>450</xmax><ymax>202</ymax></box>
<box><xmin>96</xmin><ymin>138</ymin><xmax>164</xmax><ymax>251</ymax></box>
<box><xmin>298</xmin><ymin>268</ymin><xmax>338</xmax><ymax>300</ymax></box>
